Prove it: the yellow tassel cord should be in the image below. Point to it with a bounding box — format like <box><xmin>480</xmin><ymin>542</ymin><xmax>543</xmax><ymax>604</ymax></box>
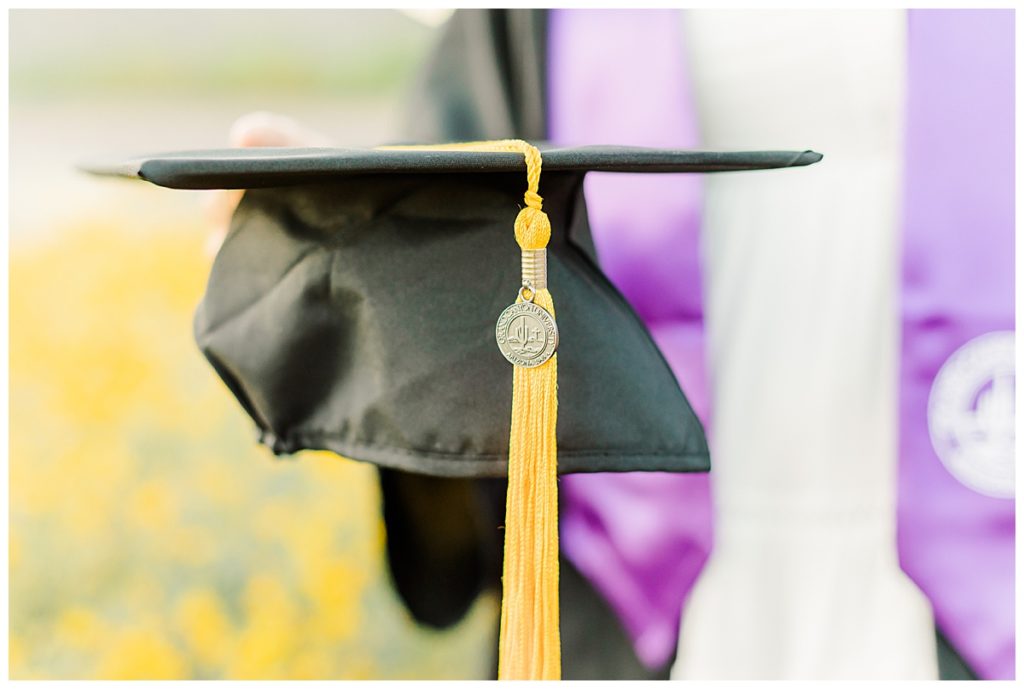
<box><xmin>379</xmin><ymin>140</ymin><xmax>560</xmax><ymax>680</ymax></box>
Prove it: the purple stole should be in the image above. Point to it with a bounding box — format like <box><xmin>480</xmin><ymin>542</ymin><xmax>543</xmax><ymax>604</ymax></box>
<box><xmin>898</xmin><ymin>9</ymin><xmax>1015</xmax><ymax>679</ymax></box>
<box><xmin>549</xmin><ymin>8</ymin><xmax>1015</xmax><ymax>678</ymax></box>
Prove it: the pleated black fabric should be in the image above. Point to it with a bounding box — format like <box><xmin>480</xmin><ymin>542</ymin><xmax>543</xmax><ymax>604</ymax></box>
<box><xmin>194</xmin><ymin>170</ymin><xmax>711</xmax><ymax>477</ymax></box>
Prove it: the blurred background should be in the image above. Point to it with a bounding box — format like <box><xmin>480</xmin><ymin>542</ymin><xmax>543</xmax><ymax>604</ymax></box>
<box><xmin>9</xmin><ymin>9</ymin><xmax>504</xmax><ymax>680</ymax></box>
<box><xmin>9</xmin><ymin>8</ymin><xmax>1015</xmax><ymax>682</ymax></box>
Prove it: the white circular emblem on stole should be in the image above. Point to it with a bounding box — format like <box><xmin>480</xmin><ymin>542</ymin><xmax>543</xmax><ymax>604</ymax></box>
<box><xmin>928</xmin><ymin>330</ymin><xmax>1015</xmax><ymax>498</ymax></box>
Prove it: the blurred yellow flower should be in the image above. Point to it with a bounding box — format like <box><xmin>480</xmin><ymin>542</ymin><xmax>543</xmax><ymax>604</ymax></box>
<box><xmin>173</xmin><ymin>588</ymin><xmax>234</xmax><ymax>668</ymax></box>
<box><xmin>10</xmin><ymin>218</ymin><xmax>494</xmax><ymax>680</ymax></box>
<box><xmin>10</xmin><ymin>638</ymin><xmax>26</xmax><ymax>675</ymax></box>
<box><xmin>131</xmin><ymin>480</ymin><xmax>179</xmax><ymax>531</ymax></box>
<box><xmin>197</xmin><ymin>462</ymin><xmax>243</xmax><ymax>508</ymax></box>
<box><xmin>290</xmin><ymin>646</ymin><xmax>335</xmax><ymax>679</ymax></box>
<box><xmin>303</xmin><ymin>558</ymin><xmax>363</xmax><ymax>641</ymax></box>
<box><xmin>96</xmin><ymin>628</ymin><xmax>188</xmax><ymax>680</ymax></box>
<box><xmin>55</xmin><ymin>607</ymin><xmax>107</xmax><ymax>651</ymax></box>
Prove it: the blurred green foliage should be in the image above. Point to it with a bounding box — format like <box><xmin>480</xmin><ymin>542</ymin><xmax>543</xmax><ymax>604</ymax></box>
<box><xmin>10</xmin><ymin>10</ymin><xmax>435</xmax><ymax>100</ymax></box>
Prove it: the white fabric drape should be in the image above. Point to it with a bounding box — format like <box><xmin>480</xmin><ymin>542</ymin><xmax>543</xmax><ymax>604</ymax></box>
<box><xmin>672</xmin><ymin>10</ymin><xmax>938</xmax><ymax>679</ymax></box>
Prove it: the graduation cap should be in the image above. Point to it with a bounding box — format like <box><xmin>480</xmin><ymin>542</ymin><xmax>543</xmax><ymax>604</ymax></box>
<box><xmin>84</xmin><ymin>140</ymin><xmax>821</xmax><ymax>679</ymax></box>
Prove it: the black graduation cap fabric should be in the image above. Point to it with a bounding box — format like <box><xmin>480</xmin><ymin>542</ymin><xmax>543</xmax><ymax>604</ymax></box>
<box><xmin>86</xmin><ymin>144</ymin><xmax>819</xmax><ymax>479</ymax></box>
<box><xmin>85</xmin><ymin>141</ymin><xmax>820</xmax><ymax>679</ymax></box>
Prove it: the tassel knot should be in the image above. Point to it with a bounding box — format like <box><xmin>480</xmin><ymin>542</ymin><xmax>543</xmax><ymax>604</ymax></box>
<box><xmin>515</xmin><ymin>207</ymin><xmax>552</xmax><ymax>250</ymax></box>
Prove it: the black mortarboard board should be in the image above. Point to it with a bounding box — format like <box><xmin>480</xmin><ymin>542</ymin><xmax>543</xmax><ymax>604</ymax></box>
<box><xmin>84</xmin><ymin>144</ymin><xmax>820</xmax><ymax>479</ymax></box>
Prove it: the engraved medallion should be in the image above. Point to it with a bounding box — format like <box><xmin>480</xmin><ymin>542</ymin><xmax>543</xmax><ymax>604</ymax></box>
<box><xmin>495</xmin><ymin>301</ymin><xmax>558</xmax><ymax>368</ymax></box>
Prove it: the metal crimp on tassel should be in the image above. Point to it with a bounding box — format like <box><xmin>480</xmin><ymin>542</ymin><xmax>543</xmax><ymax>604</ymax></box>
<box><xmin>521</xmin><ymin>248</ymin><xmax>547</xmax><ymax>291</ymax></box>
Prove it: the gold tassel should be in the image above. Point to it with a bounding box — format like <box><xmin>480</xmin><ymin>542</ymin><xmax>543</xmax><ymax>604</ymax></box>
<box><xmin>499</xmin><ymin>187</ymin><xmax>559</xmax><ymax>681</ymax></box>
<box><xmin>379</xmin><ymin>140</ymin><xmax>560</xmax><ymax>680</ymax></box>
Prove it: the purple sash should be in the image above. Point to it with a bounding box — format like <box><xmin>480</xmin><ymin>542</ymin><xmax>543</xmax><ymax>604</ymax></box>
<box><xmin>898</xmin><ymin>9</ymin><xmax>1015</xmax><ymax>679</ymax></box>
<box><xmin>550</xmin><ymin>8</ymin><xmax>1015</xmax><ymax>677</ymax></box>
<box><xmin>548</xmin><ymin>9</ymin><xmax>712</xmax><ymax>670</ymax></box>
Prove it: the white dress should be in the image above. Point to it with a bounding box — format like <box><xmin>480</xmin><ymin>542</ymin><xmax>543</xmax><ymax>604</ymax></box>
<box><xmin>672</xmin><ymin>10</ymin><xmax>938</xmax><ymax>679</ymax></box>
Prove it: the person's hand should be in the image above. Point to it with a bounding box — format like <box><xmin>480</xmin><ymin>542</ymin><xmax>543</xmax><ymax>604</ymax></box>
<box><xmin>204</xmin><ymin>111</ymin><xmax>333</xmax><ymax>256</ymax></box>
